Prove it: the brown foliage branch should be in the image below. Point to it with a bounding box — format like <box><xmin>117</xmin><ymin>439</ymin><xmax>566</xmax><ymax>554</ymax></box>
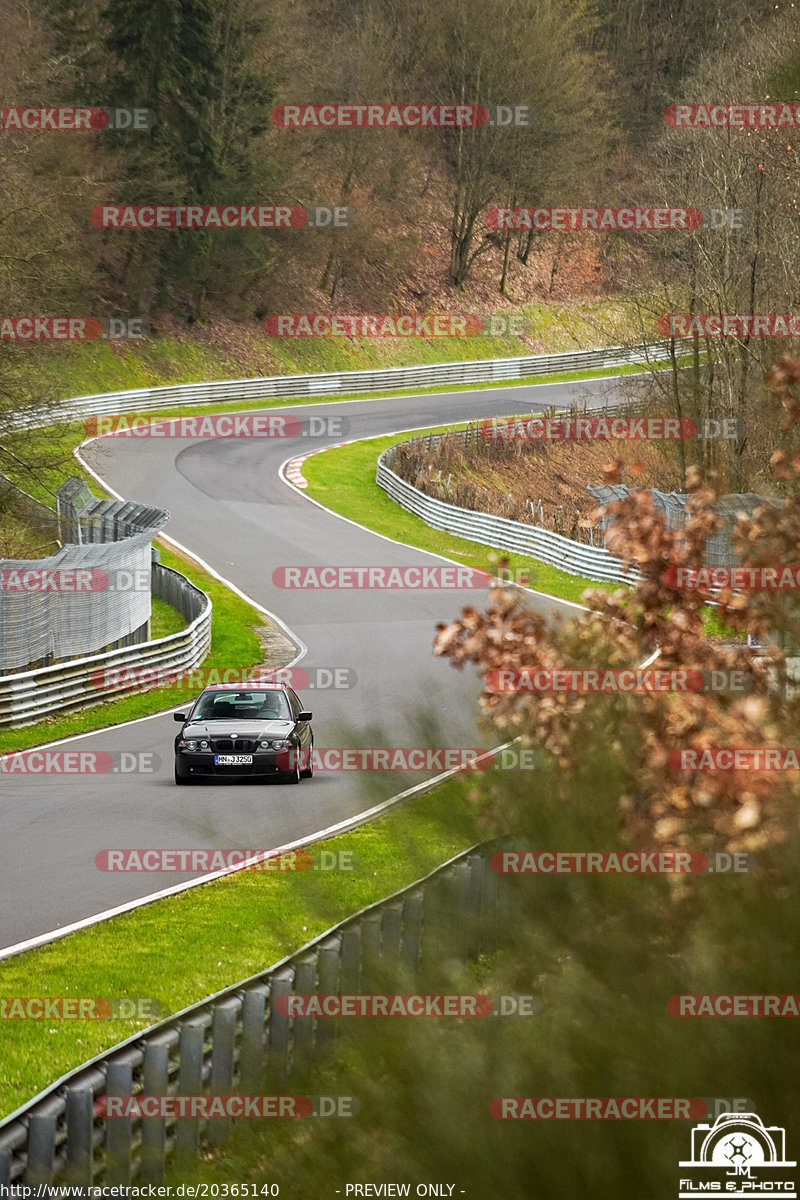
<box><xmin>434</xmin><ymin>356</ymin><xmax>800</xmax><ymax>855</ymax></box>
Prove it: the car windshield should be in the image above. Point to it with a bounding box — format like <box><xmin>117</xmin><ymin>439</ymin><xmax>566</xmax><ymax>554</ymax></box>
<box><xmin>192</xmin><ymin>690</ymin><xmax>292</xmax><ymax>721</ymax></box>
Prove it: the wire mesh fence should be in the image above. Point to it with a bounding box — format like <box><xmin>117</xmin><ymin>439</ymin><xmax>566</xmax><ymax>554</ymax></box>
<box><xmin>0</xmin><ymin>563</ymin><xmax>211</xmax><ymax>728</ymax></box>
<box><xmin>588</xmin><ymin>485</ymin><xmax>783</xmax><ymax>567</ymax></box>
<box><xmin>0</xmin><ymin>477</ymin><xmax>170</xmax><ymax>674</ymax></box>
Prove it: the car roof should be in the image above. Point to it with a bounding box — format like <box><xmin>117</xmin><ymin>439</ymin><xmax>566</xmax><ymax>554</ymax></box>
<box><xmin>200</xmin><ymin>682</ymin><xmax>290</xmax><ymax>693</ymax></box>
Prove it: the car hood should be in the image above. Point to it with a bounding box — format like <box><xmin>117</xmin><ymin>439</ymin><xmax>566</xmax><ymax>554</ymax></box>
<box><xmin>183</xmin><ymin>720</ymin><xmax>295</xmax><ymax>737</ymax></box>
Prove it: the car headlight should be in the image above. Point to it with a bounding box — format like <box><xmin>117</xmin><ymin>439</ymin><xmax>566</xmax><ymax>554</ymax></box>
<box><xmin>184</xmin><ymin>739</ymin><xmax>197</xmax><ymax>751</ymax></box>
<box><xmin>269</xmin><ymin>738</ymin><xmax>292</xmax><ymax>750</ymax></box>
<box><xmin>199</xmin><ymin>740</ymin><xmax>209</xmax><ymax>749</ymax></box>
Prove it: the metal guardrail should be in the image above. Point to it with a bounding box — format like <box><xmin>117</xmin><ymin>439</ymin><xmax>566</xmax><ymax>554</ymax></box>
<box><xmin>9</xmin><ymin>338</ymin><xmax>692</xmax><ymax>428</ymax></box>
<box><xmin>0</xmin><ymin>564</ymin><xmax>211</xmax><ymax>728</ymax></box>
<box><xmin>0</xmin><ymin>843</ymin><xmax>503</xmax><ymax>1187</ymax></box>
<box><xmin>388</xmin><ymin>397</ymin><xmax>650</xmax><ymax>544</ymax></box>
<box><xmin>379</xmin><ymin>408</ymin><xmax>779</xmax><ymax>584</ymax></box>
<box><xmin>376</xmin><ymin>446</ymin><xmax>637</xmax><ymax>585</ymax></box>
<box><xmin>0</xmin><ymin>339</ymin><xmax>680</xmax><ymax>706</ymax></box>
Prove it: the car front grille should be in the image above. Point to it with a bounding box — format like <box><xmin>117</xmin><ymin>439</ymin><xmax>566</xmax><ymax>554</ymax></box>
<box><xmin>212</xmin><ymin>738</ymin><xmax>254</xmax><ymax>753</ymax></box>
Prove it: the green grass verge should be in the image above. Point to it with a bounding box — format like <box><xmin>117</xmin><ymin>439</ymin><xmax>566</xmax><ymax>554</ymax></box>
<box><xmin>301</xmin><ymin>430</ymin><xmax>599</xmax><ymax>608</ymax></box>
<box><xmin>300</xmin><ymin>426</ymin><xmax>747</xmax><ymax>641</ymax></box>
<box><xmin>149</xmin><ymin>595</ymin><xmax>188</xmax><ymax>639</ymax></box>
<box><xmin>0</xmin><ymin>772</ymin><xmax>482</xmax><ymax>1119</ymax></box>
<box><xmin>696</xmin><ymin>607</ymin><xmax>745</xmax><ymax>640</ymax></box>
<box><xmin>17</xmin><ymin>295</ymin><xmax>658</xmax><ymax>403</ymax></box>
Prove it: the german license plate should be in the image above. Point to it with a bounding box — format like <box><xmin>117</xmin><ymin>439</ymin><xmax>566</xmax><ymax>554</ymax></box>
<box><xmin>214</xmin><ymin>754</ymin><xmax>253</xmax><ymax>765</ymax></box>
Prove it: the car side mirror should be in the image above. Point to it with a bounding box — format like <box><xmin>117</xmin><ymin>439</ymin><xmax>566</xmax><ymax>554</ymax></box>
<box><xmin>298</xmin><ymin>710</ymin><xmax>312</xmax><ymax>722</ymax></box>
<box><xmin>173</xmin><ymin>712</ymin><xmax>187</xmax><ymax>722</ymax></box>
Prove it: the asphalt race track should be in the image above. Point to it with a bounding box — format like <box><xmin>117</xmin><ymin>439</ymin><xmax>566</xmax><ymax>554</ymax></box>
<box><xmin>0</xmin><ymin>374</ymin><xmax>639</xmax><ymax>950</ymax></box>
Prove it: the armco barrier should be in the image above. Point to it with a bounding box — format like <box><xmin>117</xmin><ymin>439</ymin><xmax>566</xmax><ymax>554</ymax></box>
<box><xmin>379</xmin><ymin>407</ymin><xmax>769</xmax><ymax>582</ymax></box>
<box><xmin>0</xmin><ymin>844</ymin><xmax>503</xmax><ymax>1187</ymax></box>
<box><xmin>376</xmin><ymin>445</ymin><xmax>637</xmax><ymax>584</ymax></box>
<box><xmin>0</xmin><ymin>563</ymin><xmax>211</xmax><ymax>728</ymax></box>
<box><xmin>9</xmin><ymin>338</ymin><xmax>693</xmax><ymax>427</ymax></box>
<box><xmin>0</xmin><ymin>340</ymin><xmax>680</xmax><ymax>714</ymax></box>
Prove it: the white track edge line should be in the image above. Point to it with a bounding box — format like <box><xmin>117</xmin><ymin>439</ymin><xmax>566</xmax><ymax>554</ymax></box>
<box><xmin>0</xmin><ymin>440</ymin><xmax>500</xmax><ymax>955</ymax></box>
<box><xmin>277</xmin><ymin>425</ymin><xmax>589</xmax><ymax>613</ymax></box>
<box><xmin>0</xmin><ymin>740</ymin><xmax>514</xmax><ymax>962</ymax></box>
<box><xmin>0</xmin><ymin>378</ymin><xmax>622</xmax><ymax>950</ymax></box>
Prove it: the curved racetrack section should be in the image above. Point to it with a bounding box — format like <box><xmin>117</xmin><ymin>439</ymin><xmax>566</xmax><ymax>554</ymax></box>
<box><xmin>0</xmin><ymin>375</ymin><xmax>637</xmax><ymax>949</ymax></box>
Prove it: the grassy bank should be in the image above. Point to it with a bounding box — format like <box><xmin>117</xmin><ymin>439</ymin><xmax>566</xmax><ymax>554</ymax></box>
<box><xmin>19</xmin><ymin>297</ymin><xmax>649</xmax><ymax>403</ymax></box>
<box><xmin>302</xmin><ymin>431</ymin><xmax>597</xmax><ymax>607</ymax></box>
<box><xmin>300</xmin><ymin>429</ymin><xmax>742</xmax><ymax>639</ymax></box>
<box><xmin>0</xmin><ymin>771</ymin><xmax>483</xmax><ymax>1118</ymax></box>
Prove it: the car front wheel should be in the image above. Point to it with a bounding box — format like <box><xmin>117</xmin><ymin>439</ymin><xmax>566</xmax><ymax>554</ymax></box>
<box><xmin>278</xmin><ymin>747</ymin><xmax>300</xmax><ymax>784</ymax></box>
<box><xmin>300</xmin><ymin>738</ymin><xmax>314</xmax><ymax>778</ymax></box>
